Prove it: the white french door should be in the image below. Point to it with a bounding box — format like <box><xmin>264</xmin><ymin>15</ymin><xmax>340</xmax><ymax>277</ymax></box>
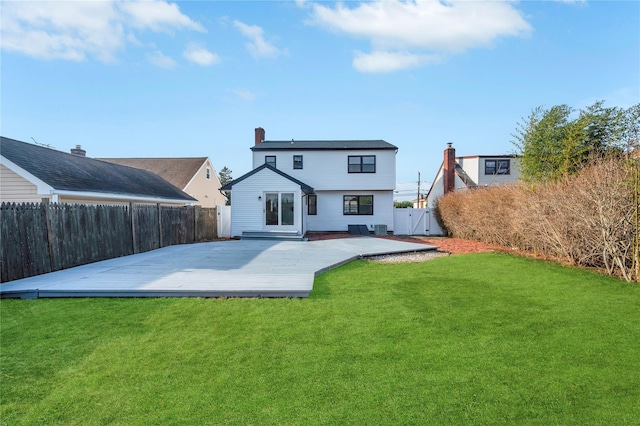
<box><xmin>264</xmin><ymin>192</ymin><xmax>295</xmax><ymax>228</ymax></box>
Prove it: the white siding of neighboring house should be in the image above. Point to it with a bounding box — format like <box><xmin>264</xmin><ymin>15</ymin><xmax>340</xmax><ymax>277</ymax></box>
<box><xmin>425</xmin><ymin>167</ymin><xmax>466</xmax><ymax>209</ymax></box>
<box><xmin>229</xmin><ymin>168</ymin><xmax>303</xmax><ymax>237</ymax></box>
<box><xmin>476</xmin><ymin>157</ymin><xmax>520</xmax><ymax>187</ymax></box>
<box><xmin>0</xmin><ymin>164</ymin><xmax>49</xmax><ymax>203</ymax></box>
<box><xmin>252</xmin><ymin>149</ymin><xmax>396</xmax><ymax>190</ymax></box>
<box><xmin>457</xmin><ymin>157</ymin><xmax>480</xmax><ymax>183</ymax></box>
<box><xmin>184</xmin><ymin>159</ymin><xmax>226</xmax><ymax>208</ymax></box>
<box><xmin>307</xmin><ymin>190</ymin><xmax>394</xmax><ymax>232</ymax></box>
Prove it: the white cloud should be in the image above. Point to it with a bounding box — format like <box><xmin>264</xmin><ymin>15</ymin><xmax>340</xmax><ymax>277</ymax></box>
<box><xmin>228</xmin><ymin>88</ymin><xmax>259</xmax><ymax>101</ymax></box>
<box><xmin>307</xmin><ymin>0</ymin><xmax>532</xmax><ymax>72</ymax></box>
<box><xmin>147</xmin><ymin>50</ymin><xmax>177</xmax><ymax>69</ymax></box>
<box><xmin>1</xmin><ymin>0</ymin><xmax>204</xmax><ymax>63</ymax></box>
<box><xmin>183</xmin><ymin>43</ymin><xmax>219</xmax><ymax>66</ymax></box>
<box><xmin>233</xmin><ymin>20</ymin><xmax>283</xmax><ymax>58</ymax></box>
<box><xmin>353</xmin><ymin>50</ymin><xmax>440</xmax><ymax>73</ymax></box>
<box><xmin>118</xmin><ymin>0</ymin><xmax>204</xmax><ymax>33</ymax></box>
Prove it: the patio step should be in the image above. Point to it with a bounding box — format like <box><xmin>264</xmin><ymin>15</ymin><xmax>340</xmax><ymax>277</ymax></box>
<box><xmin>241</xmin><ymin>231</ymin><xmax>307</xmax><ymax>241</ymax></box>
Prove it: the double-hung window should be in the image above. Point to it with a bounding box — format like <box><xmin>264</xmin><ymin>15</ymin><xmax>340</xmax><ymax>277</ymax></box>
<box><xmin>293</xmin><ymin>155</ymin><xmax>303</xmax><ymax>170</ymax></box>
<box><xmin>343</xmin><ymin>195</ymin><xmax>373</xmax><ymax>215</ymax></box>
<box><xmin>308</xmin><ymin>194</ymin><xmax>317</xmax><ymax>215</ymax></box>
<box><xmin>485</xmin><ymin>159</ymin><xmax>510</xmax><ymax>175</ymax></box>
<box><xmin>348</xmin><ymin>156</ymin><xmax>376</xmax><ymax>173</ymax></box>
<box><xmin>265</xmin><ymin>156</ymin><xmax>276</xmax><ymax>168</ymax></box>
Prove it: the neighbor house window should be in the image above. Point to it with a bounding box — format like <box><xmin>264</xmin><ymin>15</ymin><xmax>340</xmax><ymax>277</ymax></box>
<box><xmin>308</xmin><ymin>194</ymin><xmax>317</xmax><ymax>215</ymax></box>
<box><xmin>293</xmin><ymin>155</ymin><xmax>303</xmax><ymax>169</ymax></box>
<box><xmin>348</xmin><ymin>155</ymin><xmax>376</xmax><ymax>173</ymax></box>
<box><xmin>343</xmin><ymin>195</ymin><xmax>373</xmax><ymax>215</ymax></box>
<box><xmin>265</xmin><ymin>156</ymin><xmax>276</xmax><ymax>168</ymax></box>
<box><xmin>485</xmin><ymin>159</ymin><xmax>510</xmax><ymax>175</ymax></box>
<box><xmin>206</xmin><ymin>167</ymin><xmax>211</xmax><ymax>180</ymax></box>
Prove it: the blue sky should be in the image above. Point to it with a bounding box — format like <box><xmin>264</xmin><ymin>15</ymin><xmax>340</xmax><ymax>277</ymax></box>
<box><xmin>2</xmin><ymin>0</ymin><xmax>638</xmax><ymax>201</ymax></box>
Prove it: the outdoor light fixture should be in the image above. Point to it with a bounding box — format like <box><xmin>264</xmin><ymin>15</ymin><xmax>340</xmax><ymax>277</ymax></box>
<box><xmin>258</xmin><ymin>196</ymin><xmax>262</xmax><ymax>200</ymax></box>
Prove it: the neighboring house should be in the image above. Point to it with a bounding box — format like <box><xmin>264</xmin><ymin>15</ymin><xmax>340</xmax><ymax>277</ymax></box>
<box><xmin>0</xmin><ymin>136</ymin><xmax>196</xmax><ymax>205</ymax></box>
<box><xmin>98</xmin><ymin>157</ymin><xmax>225</xmax><ymax>208</ymax></box>
<box><xmin>425</xmin><ymin>143</ymin><xmax>520</xmax><ymax>208</ymax></box>
<box><xmin>220</xmin><ymin>127</ymin><xmax>398</xmax><ymax>237</ymax></box>
<box><xmin>412</xmin><ymin>195</ymin><xmax>427</xmax><ymax>209</ymax></box>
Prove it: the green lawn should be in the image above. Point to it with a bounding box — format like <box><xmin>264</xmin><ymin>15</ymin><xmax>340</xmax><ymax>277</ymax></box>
<box><xmin>1</xmin><ymin>253</ymin><xmax>639</xmax><ymax>425</ymax></box>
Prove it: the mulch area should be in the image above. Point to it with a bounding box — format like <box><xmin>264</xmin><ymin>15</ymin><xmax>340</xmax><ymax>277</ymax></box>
<box><xmin>305</xmin><ymin>233</ymin><xmax>500</xmax><ymax>255</ymax></box>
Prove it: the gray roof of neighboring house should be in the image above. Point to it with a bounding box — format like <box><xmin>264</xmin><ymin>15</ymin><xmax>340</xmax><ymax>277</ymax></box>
<box><xmin>220</xmin><ymin>163</ymin><xmax>314</xmax><ymax>194</ymax></box>
<box><xmin>1</xmin><ymin>137</ymin><xmax>197</xmax><ymax>202</ymax></box>
<box><xmin>251</xmin><ymin>140</ymin><xmax>398</xmax><ymax>151</ymax></box>
<box><xmin>98</xmin><ymin>157</ymin><xmax>209</xmax><ymax>190</ymax></box>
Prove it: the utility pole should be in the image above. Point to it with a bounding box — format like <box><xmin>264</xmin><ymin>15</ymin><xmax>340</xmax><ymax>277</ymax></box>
<box><xmin>417</xmin><ymin>171</ymin><xmax>421</xmax><ymax>208</ymax></box>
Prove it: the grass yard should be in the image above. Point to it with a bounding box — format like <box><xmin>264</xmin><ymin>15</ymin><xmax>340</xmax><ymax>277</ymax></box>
<box><xmin>1</xmin><ymin>252</ymin><xmax>639</xmax><ymax>425</ymax></box>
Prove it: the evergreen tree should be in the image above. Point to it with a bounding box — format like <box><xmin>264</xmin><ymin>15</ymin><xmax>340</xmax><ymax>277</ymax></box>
<box><xmin>218</xmin><ymin>166</ymin><xmax>232</xmax><ymax>205</ymax></box>
<box><xmin>512</xmin><ymin>101</ymin><xmax>637</xmax><ymax>183</ymax></box>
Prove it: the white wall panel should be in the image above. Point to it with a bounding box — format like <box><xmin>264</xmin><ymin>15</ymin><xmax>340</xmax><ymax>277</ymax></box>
<box><xmin>252</xmin><ymin>150</ymin><xmax>396</xmax><ymax>190</ymax></box>
<box><xmin>306</xmin><ymin>190</ymin><xmax>394</xmax><ymax>232</ymax></box>
<box><xmin>230</xmin><ymin>168</ymin><xmax>302</xmax><ymax>237</ymax></box>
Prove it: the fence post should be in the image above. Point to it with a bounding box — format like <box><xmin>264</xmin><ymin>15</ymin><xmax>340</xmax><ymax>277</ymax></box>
<box><xmin>130</xmin><ymin>202</ymin><xmax>138</xmax><ymax>254</ymax></box>
<box><xmin>42</xmin><ymin>199</ymin><xmax>56</xmax><ymax>271</ymax></box>
<box><xmin>194</xmin><ymin>206</ymin><xmax>199</xmax><ymax>242</ymax></box>
<box><xmin>157</xmin><ymin>203</ymin><xmax>164</xmax><ymax>248</ymax></box>
<box><xmin>213</xmin><ymin>206</ymin><xmax>218</xmax><ymax>239</ymax></box>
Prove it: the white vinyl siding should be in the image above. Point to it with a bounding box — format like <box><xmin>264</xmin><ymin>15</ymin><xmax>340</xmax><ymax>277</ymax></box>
<box><xmin>252</xmin><ymin>150</ymin><xmax>395</xmax><ymax>190</ymax></box>
<box><xmin>306</xmin><ymin>190</ymin><xmax>394</xmax><ymax>232</ymax></box>
<box><xmin>477</xmin><ymin>158</ymin><xmax>520</xmax><ymax>186</ymax></box>
<box><xmin>0</xmin><ymin>164</ymin><xmax>48</xmax><ymax>203</ymax></box>
<box><xmin>229</xmin><ymin>168</ymin><xmax>302</xmax><ymax>237</ymax></box>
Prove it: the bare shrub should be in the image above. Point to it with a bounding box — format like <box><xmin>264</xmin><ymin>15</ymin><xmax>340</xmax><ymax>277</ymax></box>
<box><xmin>437</xmin><ymin>185</ymin><xmax>521</xmax><ymax>246</ymax></box>
<box><xmin>436</xmin><ymin>156</ymin><xmax>639</xmax><ymax>281</ymax></box>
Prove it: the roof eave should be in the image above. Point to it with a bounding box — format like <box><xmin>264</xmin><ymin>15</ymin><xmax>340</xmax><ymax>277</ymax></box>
<box><xmin>52</xmin><ymin>190</ymin><xmax>196</xmax><ymax>204</ymax></box>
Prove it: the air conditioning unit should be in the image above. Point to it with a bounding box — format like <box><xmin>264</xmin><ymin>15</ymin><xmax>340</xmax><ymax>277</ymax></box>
<box><xmin>374</xmin><ymin>224</ymin><xmax>387</xmax><ymax>235</ymax></box>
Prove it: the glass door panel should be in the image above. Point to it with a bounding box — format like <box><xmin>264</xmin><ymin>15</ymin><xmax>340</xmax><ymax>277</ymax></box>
<box><xmin>265</xmin><ymin>192</ymin><xmax>278</xmax><ymax>225</ymax></box>
<box><xmin>281</xmin><ymin>193</ymin><xmax>294</xmax><ymax>225</ymax></box>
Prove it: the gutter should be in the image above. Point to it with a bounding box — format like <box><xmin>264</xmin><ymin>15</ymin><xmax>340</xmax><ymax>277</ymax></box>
<box><xmin>50</xmin><ymin>190</ymin><xmax>196</xmax><ymax>205</ymax></box>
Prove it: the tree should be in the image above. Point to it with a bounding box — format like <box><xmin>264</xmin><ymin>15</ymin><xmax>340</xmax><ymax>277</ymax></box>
<box><xmin>218</xmin><ymin>166</ymin><xmax>232</xmax><ymax>205</ymax></box>
<box><xmin>394</xmin><ymin>201</ymin><xmax>414</xmax><ymax>208</ymax></box>
<box><xmin>512</xmin><ymin>101</ymin><xmax>637</xmax><ymax>183</ymax></box>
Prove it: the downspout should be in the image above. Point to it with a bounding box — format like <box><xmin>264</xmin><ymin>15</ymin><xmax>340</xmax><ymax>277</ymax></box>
<box><xmin>301</xmin><ymin>193</ymin><xmax>307</xmax><ymax>237</ymax></box>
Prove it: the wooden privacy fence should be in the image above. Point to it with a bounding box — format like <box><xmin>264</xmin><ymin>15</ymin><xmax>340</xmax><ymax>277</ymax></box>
<box><xmin>1</xmin><ymin>202</ymin><xmax>218</xmax><ymax>283</ymax></box>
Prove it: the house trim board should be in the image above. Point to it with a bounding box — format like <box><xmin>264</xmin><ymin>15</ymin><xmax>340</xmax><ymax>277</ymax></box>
<box><xmin>0</xmin><ymin>156</ymin><xmax>53</xmax><ymax>194</ymax></box>
<box><xmin>221</xmin><ymin>163</ymin><xmax>314</xmax><ymax>194</ymax></box>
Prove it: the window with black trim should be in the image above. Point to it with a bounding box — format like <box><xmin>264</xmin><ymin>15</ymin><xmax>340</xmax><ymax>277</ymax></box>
<box><xmin>343</xmin><ymin>195</ymin><xmax>373</xmax><ymax>215</ymax></box>
<box><xmin>485</xmin><ymin>159</ymin><xmax>510</xmax><ymax>175</ymax></box>
<box><xmin>206</xmin><ymin>167</ymin><xmax>211</xmax><ymax>180</ymax></box>
<box><xmin>308</xmin><ymin>194</ymin><xmax>317</xmax><ymax>215</ymax></box>
<box><xmin>348</xmin><ymin>155</ymin><xmax>376</xmax><ymax>173</ymax></box>
<box><xmin>293</xmin><ymin>155</ymin><xmax>303</xmax><ymax>169</ymax></box>
<box><xmin>265</xmin><ymin>156</ymin><xmax>276</xmax><ymax>168</ymax></box>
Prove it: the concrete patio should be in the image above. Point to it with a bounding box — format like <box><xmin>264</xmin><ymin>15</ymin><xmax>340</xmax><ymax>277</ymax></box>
<box><xmin>0</xmin><ymin>237</ymin><xmax>437</xmax><ymax>299</ymax></box>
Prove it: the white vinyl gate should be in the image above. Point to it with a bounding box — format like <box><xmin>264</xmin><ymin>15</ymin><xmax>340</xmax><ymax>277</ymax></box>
<box><xmin>216</xmin><ymin>205</ymin><xmax>231</xmax><ymax>238</ymax></box>
<box><xmin>393</xmin><ymin>208</ymin><xmax>443</xmax><ymax>236</ymax></box>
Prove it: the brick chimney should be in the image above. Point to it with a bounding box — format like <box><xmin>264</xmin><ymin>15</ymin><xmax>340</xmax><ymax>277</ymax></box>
<box><xmin>255</xmin><ymin>127</ymin><xmax>265</xmax><ymax>146</ymax></box>
<box><xmin>443</xmin><ymin>142</ymin><xmax>455</xmax><ymax>195</ymax></box>
<box><xmin>70</xmin><ymin>145</ymin><xmax>86</xmax><ymax>157</ymax></box>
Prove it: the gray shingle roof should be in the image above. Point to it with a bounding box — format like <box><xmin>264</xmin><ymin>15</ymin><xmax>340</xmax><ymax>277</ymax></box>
<box><xmin>1</xmin><ymin>137</ymin><xmax>196</xmax><ymax>202</ymax></box>
<box><xmin>251</xmin><ymin>140</ymin><xmax>397</xmax><ymax>151</ymax></box>
<box><xmin>98</xmin><ymin>157</ymin><xmax>208</xmax><ymax>190</ymax></box>
<box><xmin>220</xmin><ymin>163</ymin><xmax>314</xmax><ymax>194</ymax></box>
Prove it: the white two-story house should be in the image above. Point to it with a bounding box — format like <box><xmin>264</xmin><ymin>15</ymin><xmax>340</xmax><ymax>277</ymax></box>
<box><xmin>220</xmin><ymin>127</ymin><xmax>398</xmax><ymax>238</ymax></box>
